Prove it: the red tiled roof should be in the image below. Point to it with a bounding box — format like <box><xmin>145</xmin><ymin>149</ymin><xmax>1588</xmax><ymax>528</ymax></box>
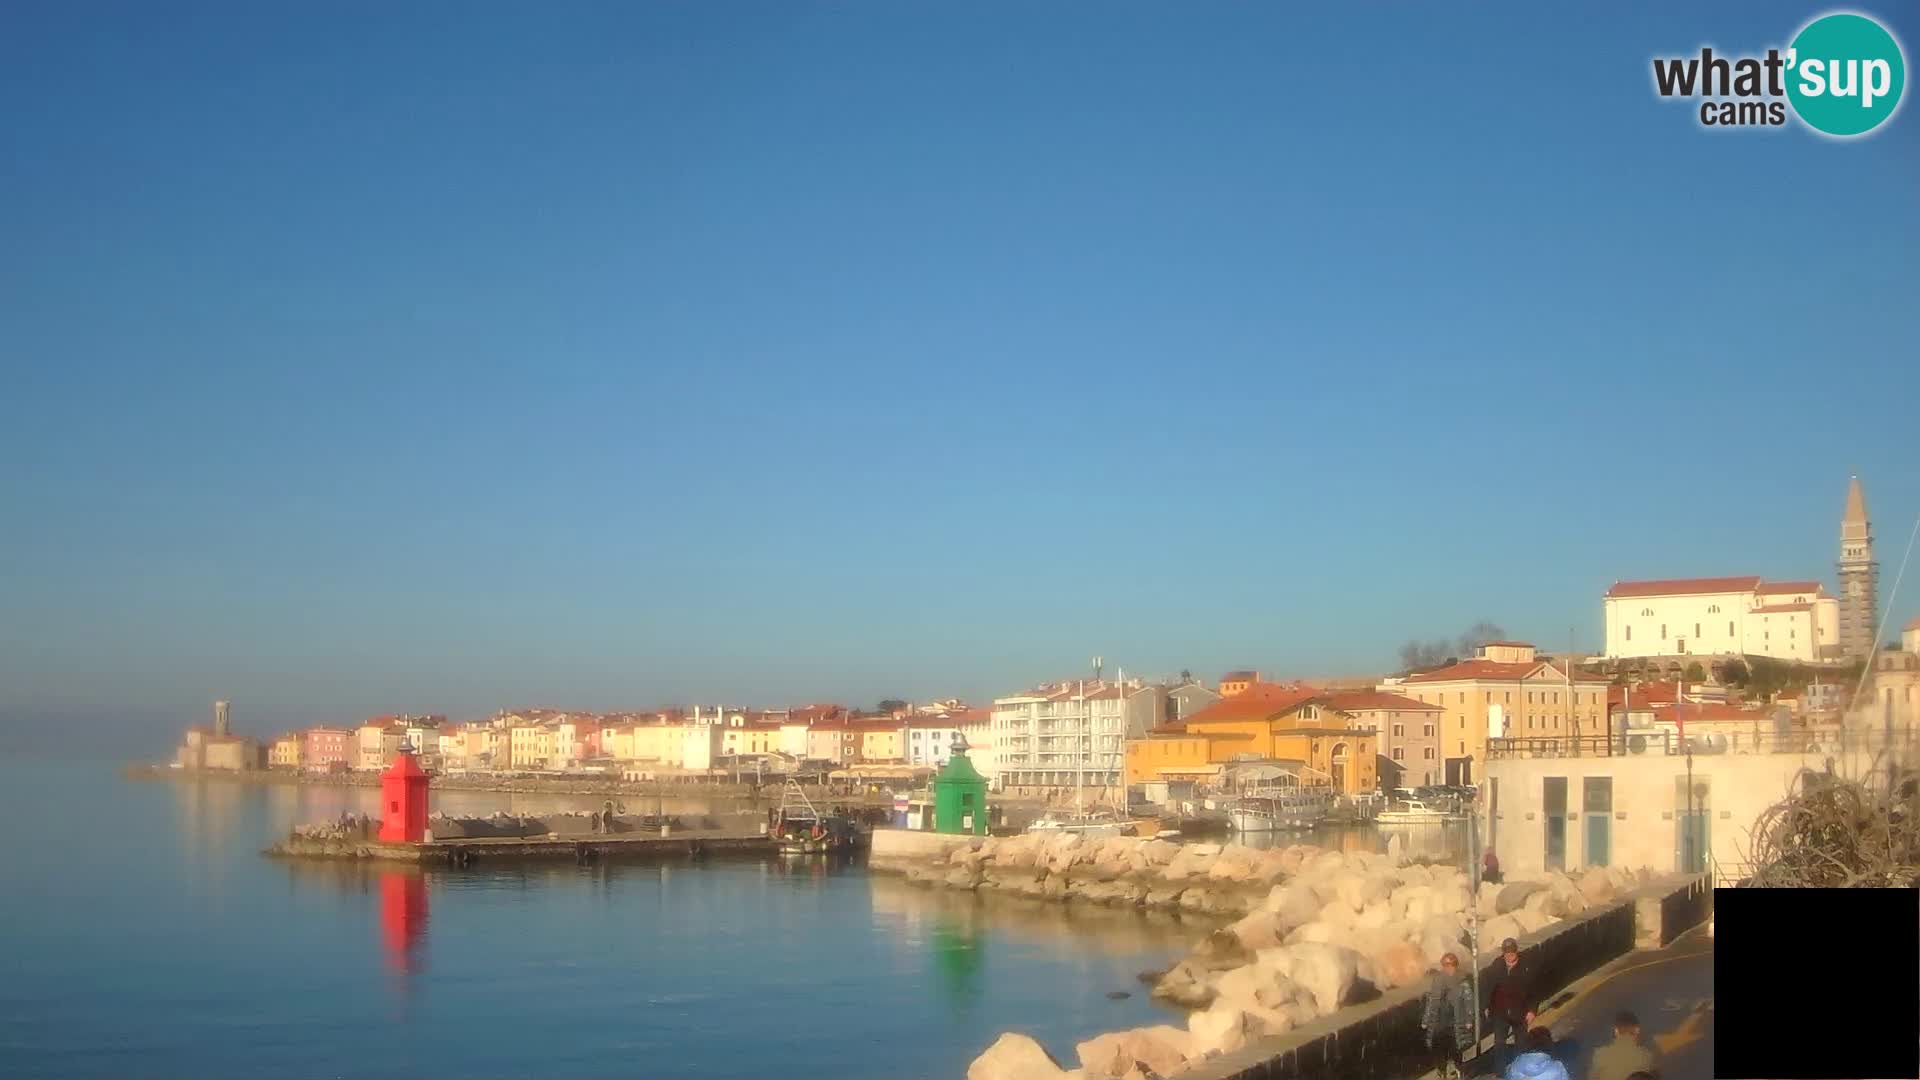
<box><xmin>902</xmin><ymin>715</ymin><xmax>963</xmax><ymax>730</ymax></box>
<box><xmin>1755</xmin><ymin>581</ymin><xmax>1821</xmax><ymax>595</ymax></box>
<box><xmin>1405</xmin><ymin>659</ymin><xmax>1608</xmax><ymax>685</ymax></box>
<box><xmin>1606</xmin><ymin>576</ymin><xmax>1761</xmax><ymax>598</ymax></box>
<box><xmin>1323</xmin><ymin>691</ymin><xmax>1442</xmax><ymax>713</ymax></box>
<box><xmin>1653</xmin><ymin>702</ymin><xmax>1767</xmax><ymax>724</ymax></box>
<box><xmin>1166</xmin><ymin>683</ymin><xmax>1323</xmax><ymax>731</ymax></box>
<box><xmin>1905</xmin><ymin>616</ymin><xmax>1920</xmax><ymax>632</ymax></box>
<box><xmin>1402</xmin><ymin>660</ymin><xmax>1539</xmax><ymax>683</ymax></box>
<box><xmin>1609</xmin><ymin>681</ymin><xmax>1681</xmax><ymax>708</ymax></box>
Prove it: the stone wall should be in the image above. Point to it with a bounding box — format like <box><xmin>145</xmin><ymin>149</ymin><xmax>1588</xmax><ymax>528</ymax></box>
<box><xmin>945</xmin><ymin>831</ymin><xmax>1697</xmax><ymax>1080</ymax></box>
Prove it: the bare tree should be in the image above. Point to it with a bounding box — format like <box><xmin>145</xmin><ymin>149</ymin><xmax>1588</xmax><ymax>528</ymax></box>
<box><xmin>1456</xmin><ymin>620</ymin><xmax>1508</xmax><ymax>659</ymax></box>
<box><xmin>1398</xmin><ymin>638</ymin><xmax>1454</xmax><ymax>672</ymax></box>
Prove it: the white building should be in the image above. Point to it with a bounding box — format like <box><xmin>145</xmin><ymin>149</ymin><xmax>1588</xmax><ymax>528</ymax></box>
<box><xmin>1603</xmin><ymin>576</ymin><xmax>1840</xmax><ymax>663</ymax></box>
<box><xmin>903</xmin><ymin>717</ymin><xmax>964</xmax><ymax>769</ymax></box>
<box><xmin>991</xmin><ymin>680</ymin><xmax>1136</xmax><ymax>794</ymax></box>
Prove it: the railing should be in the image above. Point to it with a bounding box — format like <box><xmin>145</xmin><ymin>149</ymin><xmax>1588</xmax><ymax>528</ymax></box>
<box><xmin>1488</xmin><ymin>728</ymin><xmax>1915</xmax><ymax>760</ymax></box>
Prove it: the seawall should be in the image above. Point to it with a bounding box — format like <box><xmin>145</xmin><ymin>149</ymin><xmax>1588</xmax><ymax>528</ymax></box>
<box><xmin>1175</xmin><ymin>874</ymin><xmax>1711</xmax><ymax>1080</ymax></box>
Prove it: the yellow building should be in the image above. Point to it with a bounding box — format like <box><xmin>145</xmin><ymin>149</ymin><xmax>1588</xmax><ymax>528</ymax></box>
<box><xmin>269</xmin><ymin>733</ymin><xmax>304</xmax><ymax>770</ymax></box>
<box><xmin>1392</xmin><ymin>642</ymin><xmax>1610</xmax><ymax>785</ymax></box>
<box><xmin>850</xmin><ymin>722</ymin><xmax>903</xmax><ymax>763</ymax></box>
<box><xmin>1123</xmin><ymin>684</ymin><xmax>1378</xmax><ymax>794</ymax></box>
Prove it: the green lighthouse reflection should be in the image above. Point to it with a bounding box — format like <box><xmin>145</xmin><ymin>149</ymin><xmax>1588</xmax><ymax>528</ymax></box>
<box><xmin>930</xmin><ymin>915</ymin><xmax>983</xmax><ymax>1009</ymax></box>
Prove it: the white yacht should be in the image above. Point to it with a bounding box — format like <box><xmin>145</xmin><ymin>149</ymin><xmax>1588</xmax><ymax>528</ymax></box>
<box><xmin>1373</xmin><ymin>797</ymin><xmax>1467</xmax><ymax>825</ymax></box>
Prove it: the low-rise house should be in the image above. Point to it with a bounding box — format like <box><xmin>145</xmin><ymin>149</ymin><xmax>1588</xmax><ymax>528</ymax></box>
<box><xmin>1323</xmin><ymin>690</ymin><xmax>1445</xmax><ymax>788</ymax></box>
<box><xmin>269</xmin><ymin>733</ymin><xmax>304</xmax><ymax>770</ymax></box>
<box><xmin>304</xmin><ymin>728</ymin><xmax>353</xmax><ymax>771</ymax></box>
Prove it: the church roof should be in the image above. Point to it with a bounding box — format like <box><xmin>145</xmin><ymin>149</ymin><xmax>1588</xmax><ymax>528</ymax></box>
<box><xmin>1606</xmin><ymin>576</ymin><xmax>1761</xmax><ymax>598</ymax></box>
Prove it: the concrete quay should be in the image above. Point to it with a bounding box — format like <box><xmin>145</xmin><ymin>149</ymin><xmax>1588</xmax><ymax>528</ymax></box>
<box><xmin>264</xmin><ymin>830</ymin><xmax>779</xmax><ymax>866</ymax></box>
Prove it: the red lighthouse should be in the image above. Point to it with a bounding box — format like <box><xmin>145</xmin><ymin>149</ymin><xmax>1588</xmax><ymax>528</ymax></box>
<box><xmin>377</xmin><ymin>748</ymin><xmax>430</xmax><ymax>843</ymax></box>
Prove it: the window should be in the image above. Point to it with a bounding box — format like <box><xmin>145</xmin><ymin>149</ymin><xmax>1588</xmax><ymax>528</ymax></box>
<box><xmin>1424</xmin><ymin>747</ymin><xmax>1436</xmax><ymax>759</ymax></box>
<box><xmin>1392</xmin><ymin>724</ymin><xmax>1404</xmax><ymax>737</ymax></box>
<box><xmin>1708</xmin><ymin>604</ymin><xmax>1719</xmax><ymax>613</ymax></box>
<box><xmin>1642</xmin><ymin>607</ymin><xmax>1653</xmax><ymax>616</ymax></box>
<box><xmin>1729</xmin><ymin>621</ymin><xmax>1735</xmax><ymax>637</ymax></box>
<box><xmin>1626</xmin><ymin>626</ymin><xmax>1632</xmax><ymax>641</ymax></box>
<box><xmin>1392</xmin><ymin>747</ymin><xmax>1405</xmax><ymax>761</ymax></box>
<box><xmin>1661</xmin><ymin>624</ymin><xmax>1668</xmax><ymax>639</ymax></box>
<box><xmin>1423</xmin><ymin>723</ymin><xmax>1435</xmax><ymax>736</ymax></box>
<box><xmin>1694</xmin><ymin>623</ymin><xmax>1700</xmax><ymax>638</ymax></box>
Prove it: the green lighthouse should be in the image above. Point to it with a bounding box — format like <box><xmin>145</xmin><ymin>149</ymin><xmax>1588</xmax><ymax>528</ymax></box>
<box><xmin>932</xmin><ymin>733</ymin><xmax>989</xmax><ymax>835</ymax></box>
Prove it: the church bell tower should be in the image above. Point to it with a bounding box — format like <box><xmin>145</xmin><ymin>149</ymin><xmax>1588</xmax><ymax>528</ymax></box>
<box><xmin>1837</xmin><ymin>475</ymin><xmax>1879</xmax><ymax>661</ymax></box>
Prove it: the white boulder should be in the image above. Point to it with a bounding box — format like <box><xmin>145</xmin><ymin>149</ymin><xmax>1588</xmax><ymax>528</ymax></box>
<box><xmin>968</xmin><ymin>1033</ymin><xmax>1073</xmax><ymax>1080</ymax></box>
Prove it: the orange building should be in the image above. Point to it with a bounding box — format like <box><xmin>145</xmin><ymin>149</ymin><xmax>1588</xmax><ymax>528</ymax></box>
<box><xmin>1124</xmin><ymin>682</ymin><xmax>1378</xmax><ymax>794</ymax></box>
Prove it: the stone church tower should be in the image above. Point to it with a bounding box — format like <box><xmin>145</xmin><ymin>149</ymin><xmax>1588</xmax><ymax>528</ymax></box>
<box><xmin>1838</xmin><ymin>475</ymin><xmax>1879</xmax><ymax>660</ymax></box>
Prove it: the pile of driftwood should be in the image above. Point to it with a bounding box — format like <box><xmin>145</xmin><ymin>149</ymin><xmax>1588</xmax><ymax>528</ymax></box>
<box><xmin>1742</xmin><ymin>759</ymin><xmax>1918</xmax><ymax>887</ymax></box>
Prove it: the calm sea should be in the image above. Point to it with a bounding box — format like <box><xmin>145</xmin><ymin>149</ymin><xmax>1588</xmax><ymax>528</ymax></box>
<box><xmin>0</xmin><ymin>760</ymin><xmax>1214</xmax><ymax>1080</ymax></box>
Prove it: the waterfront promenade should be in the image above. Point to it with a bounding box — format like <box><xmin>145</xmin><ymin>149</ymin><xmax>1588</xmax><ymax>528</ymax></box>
<box><xmin>1413</xmin><ymin>926</ymin><xmax>1713</xmax><ymax>1080</ymax></box>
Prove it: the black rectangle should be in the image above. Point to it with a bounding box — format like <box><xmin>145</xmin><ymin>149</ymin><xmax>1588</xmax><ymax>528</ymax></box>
<box><xmin>1714</xmin><ymin>887</ymin><xmax>1918</xmax><ymax>1079</ymax></box>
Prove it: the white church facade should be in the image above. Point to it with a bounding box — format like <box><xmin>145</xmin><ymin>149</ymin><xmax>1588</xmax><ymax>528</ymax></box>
<box><xmin>1603</xmin><ymin>576</ymin><xmax>1840</xmax><ymax>663</ymax></box>
<box><xmin>1602</xmin><ymin>477</ymin><xmax>1878</xmax><ymax>667</ymax></box>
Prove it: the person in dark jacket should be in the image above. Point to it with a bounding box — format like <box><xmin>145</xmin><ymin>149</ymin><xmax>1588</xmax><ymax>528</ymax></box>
<box><xmin>1589</xmin><ymin>1011</ymin><xmax>1660</xmax><ymax>1080</ymax></box>
<box><xmin>1482</xmin><ymin>848</ymin><xmax>1504</xmax><ymax>884</ymax></box>
<box><xmin>1485</xmin><ymin>937</ymin><xmax>1536</xmax><ymax>1072</ymax></box>
<box><xmin>1421</xmin><ymin>952</ymin><xmax>1475</xmax><ymax>1079</ymax></box>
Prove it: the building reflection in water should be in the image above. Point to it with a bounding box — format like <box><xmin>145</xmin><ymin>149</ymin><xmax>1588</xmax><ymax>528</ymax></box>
<box><xmin>380</xmin><ymin>871</ymin><xmax>430</xmax><ymax>977</ymax></box>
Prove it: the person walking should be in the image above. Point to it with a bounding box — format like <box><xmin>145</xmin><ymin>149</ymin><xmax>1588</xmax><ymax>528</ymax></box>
<box><xmin>1504</xmin><ymin>1027</ymin><xmax>1570</xmax><ymax>1080</ymax></box>
<box><xmin>1589</xmin><ymin>1011</ymin><xmax>1659</xmax><ymax>1080</ymax></box>
<box><xmin>1485</xmin><ymin>937</ymin><xmax>1536</xmax><ymax>1073</ymax></box>
<box><xmin>1482</xmin><ymin>848</ymin><xmax>1503</xmax><ymax>885</ymax></box>
<box><xmin>1420</xmin><ymin>952</ymin><xmax>1475</xmax><ymax>1079</ymax></box>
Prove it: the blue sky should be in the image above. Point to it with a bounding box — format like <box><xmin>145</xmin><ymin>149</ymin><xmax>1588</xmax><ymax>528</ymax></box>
<box><xmin>2</xmin><ymin>2</ymin><xmax>1916</xmax><ymax>742</ymax></box>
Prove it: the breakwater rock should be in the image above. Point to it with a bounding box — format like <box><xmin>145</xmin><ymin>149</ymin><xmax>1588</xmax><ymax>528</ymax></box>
<box><xmin>869</xmin><ymin>832</ymin><xmax>1658</xmax><ymax>1079</ymax></box>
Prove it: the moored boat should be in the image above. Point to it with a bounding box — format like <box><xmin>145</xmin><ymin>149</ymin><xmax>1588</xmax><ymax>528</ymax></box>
<box><xmin>1226</xmin><ymin>786</ymin><xmax>1334</xmax><ymax>832</ymax></box>
<box><xmin>771</xmin><ymin>780</ymin><xmax>859</xmax><ymax>853</ymax></box>
<box><xmin>1373</xmin><ymin>797</ymin><xmax>1467</xmax><ymax>825</ymax></box>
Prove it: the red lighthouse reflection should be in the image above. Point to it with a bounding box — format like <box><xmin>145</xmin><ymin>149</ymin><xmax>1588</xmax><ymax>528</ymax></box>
<box><xmin>379</xmin><ymin>871</ymin><xmax>429</xmax><ymax>975</ymax></box>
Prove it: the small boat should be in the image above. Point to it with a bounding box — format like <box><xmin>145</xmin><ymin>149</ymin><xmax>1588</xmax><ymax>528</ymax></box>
<box><xmin>771</xmin><ymin>780</ymin><xmax>858</xmax><ymax>854</ymax></box>
<box><xmin>1226</xmin><ymin>786</ymin><xmax>1335</xmax><ymax>833</ymax></box>
<box><xmin>1374</xmin><ymin>798</ymin><xmax>1467</xmax><ymax>825</ymax></box>
<box><xmin>1025</xmin><ymin>810</ymin><xmax>1130</xmax><ymax>838</ymax></box>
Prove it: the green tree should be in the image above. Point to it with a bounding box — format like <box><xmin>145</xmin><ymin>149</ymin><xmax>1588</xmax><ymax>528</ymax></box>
<box><xmin>876</xmin><ymin>699</ymin><xmax>909</xmax><ymax>715</ymax></box>
<box><xmin>1683</xmin><ymin>661</ymin><xmax>1707</xmax><ymax>683</ymax></box>
<box><xmin>1715</xmin><ymin>658</ymin><xmax>1751</xmax><ymax>686</ymax></box>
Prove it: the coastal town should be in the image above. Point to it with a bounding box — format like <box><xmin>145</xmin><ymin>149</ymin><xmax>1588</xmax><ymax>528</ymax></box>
<box><xmin>162</xmin><ymin>476</ymin><xmax>1920</xmax><ymax>889</ymax></box>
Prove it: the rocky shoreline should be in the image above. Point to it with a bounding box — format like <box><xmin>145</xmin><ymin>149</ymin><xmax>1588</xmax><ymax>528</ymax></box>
<box><xmin>870</xmin><ymin>831</ymin><xmax>1653</xmax><ymax>1079</ymax></box>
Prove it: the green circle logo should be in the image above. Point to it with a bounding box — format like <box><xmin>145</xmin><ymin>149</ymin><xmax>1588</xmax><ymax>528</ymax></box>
<box><xmin>1786</xmin><ymin>12</ymin><xmax>1906</xmax><ymax>136</ymax></box>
